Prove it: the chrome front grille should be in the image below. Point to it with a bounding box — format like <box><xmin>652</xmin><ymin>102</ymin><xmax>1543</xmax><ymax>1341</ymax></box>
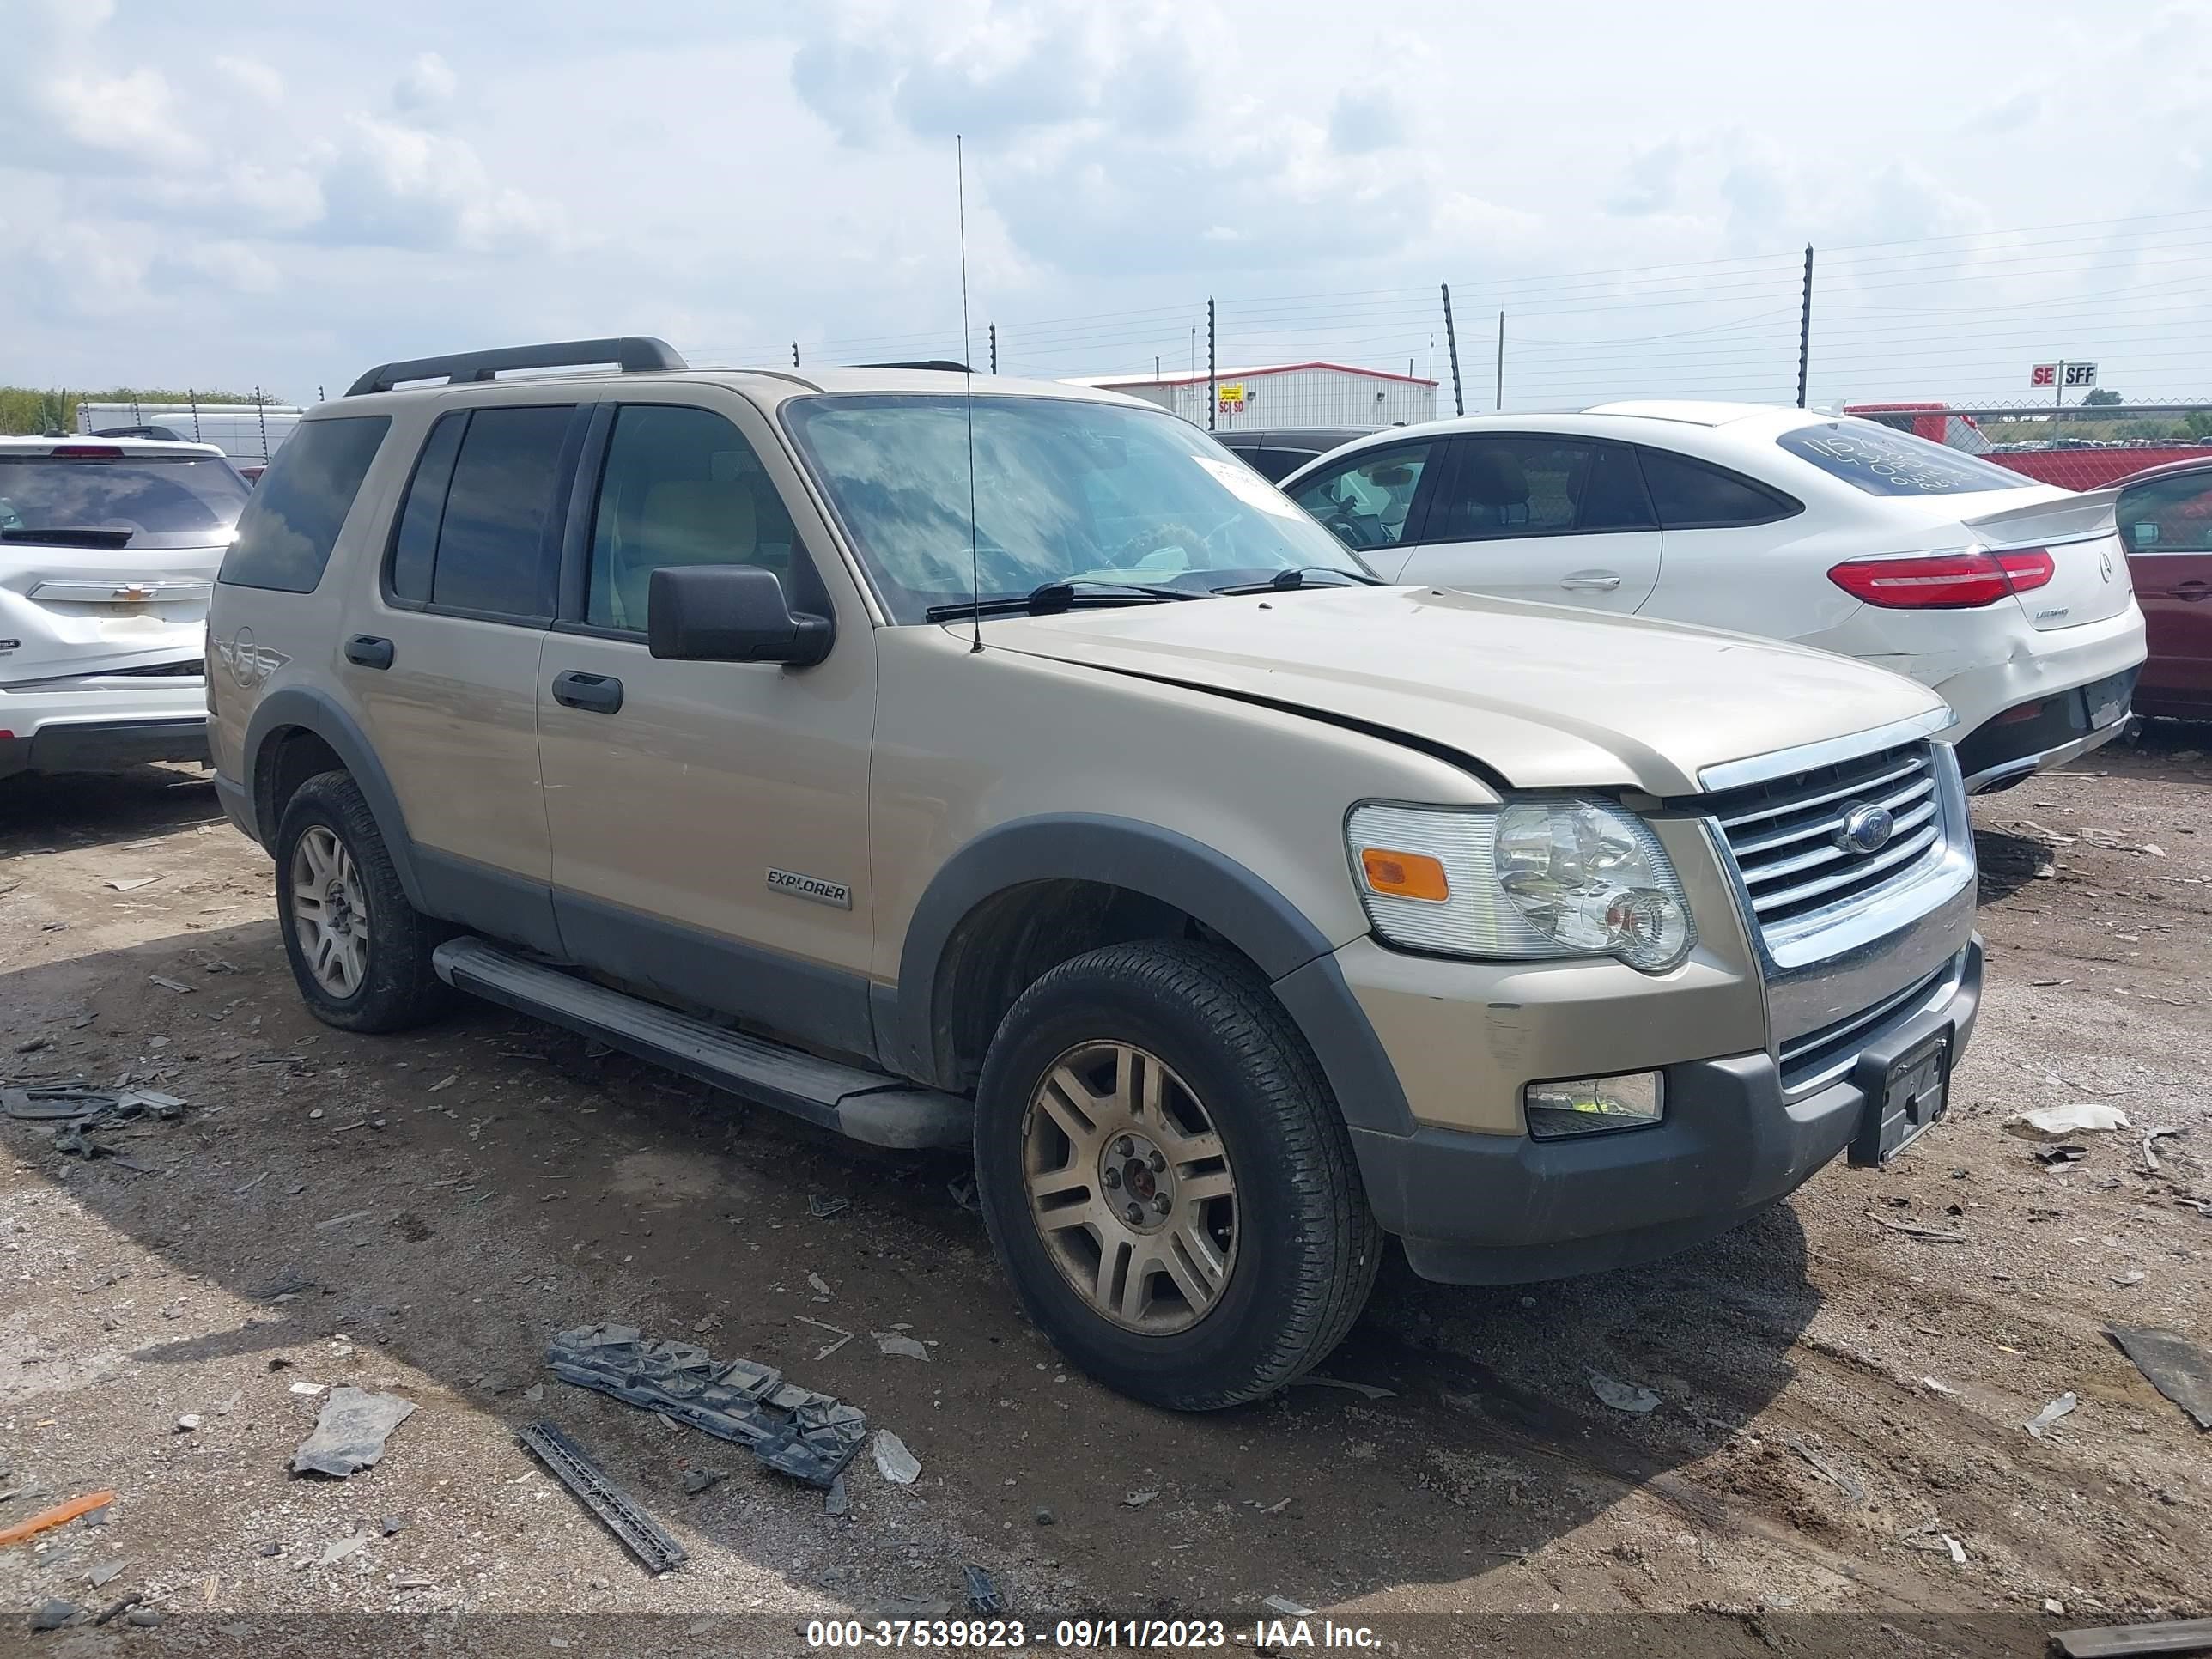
<box><xmin>1703</xmin><ymin>740</ymin><xmax>1947</xmax><ymax>944</ymax></box>
<box><xmin>1777</xmin><ymin>962</ymin><xmax>1953</xmax><ymax>1092</ymax></box>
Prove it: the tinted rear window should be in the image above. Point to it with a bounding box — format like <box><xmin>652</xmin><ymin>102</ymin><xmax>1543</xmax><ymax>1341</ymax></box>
<box><xmin>0</xmin><ymin>454</ymin><xmax>249</xmax><ymax>551</ymax></box>
<box><xmin>1778</xmin><ymin>422</ymin><xmax>2032</xmax><ymax>496</ymax></box>
<box><xmin>427</xmin><ymin>405</ymin><xmax>571</xmax><ymax>617</ymax></box>
<box><xmin>218</xmin><ymin>417</ymin><xmax>390</xmax><ymax>592</ymax></box>
<box><xmin>1637</xmin><ymin>449</ymin><xmax>1798</xmax><ymax>528</ymax></box>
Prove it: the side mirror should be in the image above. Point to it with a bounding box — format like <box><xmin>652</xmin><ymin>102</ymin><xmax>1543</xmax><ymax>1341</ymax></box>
<box><xmin>647</xmin><ymin>565</ymin><xmax>833</xmax><ymax>666</ymax></box>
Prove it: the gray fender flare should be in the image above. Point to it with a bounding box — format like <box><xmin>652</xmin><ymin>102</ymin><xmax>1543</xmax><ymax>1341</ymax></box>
<box><xmin>242</xmin><ymin>688</ymin><xmax>428</xmax><ymax>911</ymax></box>
<box><xmin>887</xmin><ymin>814</ymin><xmax>1414</xmax><ymax>1135</ymax></box>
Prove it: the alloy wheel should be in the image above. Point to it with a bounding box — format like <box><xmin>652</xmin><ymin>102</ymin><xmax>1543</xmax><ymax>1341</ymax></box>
<box><xmin>289</xmin><ymin>824</ymin><xmax>370</xmax><ymax>998</ymax></box>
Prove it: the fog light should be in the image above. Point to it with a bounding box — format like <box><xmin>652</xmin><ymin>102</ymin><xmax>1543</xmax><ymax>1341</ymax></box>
<box><xmin>1524</xmin><ymin>1071</ymin><xmax>1663</xmax><ymax>1139</ymax></box>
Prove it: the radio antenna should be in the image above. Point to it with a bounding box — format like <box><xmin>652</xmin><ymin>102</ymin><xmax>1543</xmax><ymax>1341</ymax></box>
<box><xmin>957</xmin><ymin>134</ymin><xmax>981</xmax><ymax>654</ymax></box>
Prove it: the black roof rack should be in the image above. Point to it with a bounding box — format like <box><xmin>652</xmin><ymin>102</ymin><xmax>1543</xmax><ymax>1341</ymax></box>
<box><xmin>345</xmin><ymin>337</ymin><xmax>688</xmax><ymax>398</ymax></box>
<box><xmin>855</xmin><ymin>360</ymin><xmax>973</xmax><ymax>374</ymax></box>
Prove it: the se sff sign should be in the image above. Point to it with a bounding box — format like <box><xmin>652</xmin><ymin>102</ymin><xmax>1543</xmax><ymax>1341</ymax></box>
<box><xmin>2031</xmin><ymin>362</ymin><xmax>2098</xmax><ymax>389</ymax></box>
<box><xmin>1216</xmin><ymin>382</ymin><xmax>1246</xmax><ymax>412</ymax></box>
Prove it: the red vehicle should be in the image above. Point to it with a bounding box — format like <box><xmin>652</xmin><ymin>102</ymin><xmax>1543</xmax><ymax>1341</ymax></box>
<box><xmin>2115</xmin><ymin>456</ymin><xmax>2212</xmax><ymax>720</ymax></box>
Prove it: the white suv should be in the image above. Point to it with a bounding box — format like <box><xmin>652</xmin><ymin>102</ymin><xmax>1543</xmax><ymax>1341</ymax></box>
<box><xmin>1283</xmin><ymin>404</ymin><xmax>2148</xmax><ymax>793</ymax></box>
<box><xmin>0</xmin><ymin>435</ymin><xmax>248</xmax><ymax>782</ymax></box>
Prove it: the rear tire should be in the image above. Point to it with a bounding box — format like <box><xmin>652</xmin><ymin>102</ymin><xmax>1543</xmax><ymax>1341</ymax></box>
<box><xmin>274</xmin><ymin>770</ymin><xmax>452</xmax><ymax>1033</ymax></box>
<box><xmin>975</xmin><ymin>939</ymin><xmax>1380</xmax><ymax>1410</ymax></box>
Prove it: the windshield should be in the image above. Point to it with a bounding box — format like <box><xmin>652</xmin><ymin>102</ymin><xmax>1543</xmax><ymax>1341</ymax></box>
<box><xmin>783</xmin><ymin>394</ymin><xmax>1373</xmax><ymax>622</ymax></box>
<box><xmin>0</xmin><ymin>455</ymin><xmax>250</xmax><ymax>550</ymax></box>
<box><xmin>1777</xmin><ymin>422</ymin><xmax>2033</xmax><ymax>497</ymax></box>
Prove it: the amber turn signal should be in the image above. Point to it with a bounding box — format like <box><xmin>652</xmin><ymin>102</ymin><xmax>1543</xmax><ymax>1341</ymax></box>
<box><xmin>1358</xmin><ymin>847</ymin><xmax>1449</xmax><ymax>902</ymax></box>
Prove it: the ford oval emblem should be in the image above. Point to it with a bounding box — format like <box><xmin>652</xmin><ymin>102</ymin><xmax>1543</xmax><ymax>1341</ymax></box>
<box><xmin>1835</xmin><ymin>804</ymin><xmax>1895</xmax><ymax>855</ymax></box>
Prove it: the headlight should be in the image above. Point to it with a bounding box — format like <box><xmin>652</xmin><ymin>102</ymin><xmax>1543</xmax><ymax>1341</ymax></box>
<box><xmin>1346</xmin><ymin>799</ymin><xmax>1696</xmax><ymax>972</ymax></box>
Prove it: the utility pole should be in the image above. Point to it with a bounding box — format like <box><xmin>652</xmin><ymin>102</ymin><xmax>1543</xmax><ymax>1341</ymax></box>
<box><xmin>1495</xmin><ymin>311</ymin><xmax>1504</xmax><ymax>410</ymax></box>
<box><xmin>1796</xmin><ymin>245</ymin><xmax>1814</xmax><ymax>409</ymax></box>
<box><xmin>1206</xmin><ymin>297</ymin><xmax>1217</xmax><ymax>432</ymax></box>
<box><xmin>792</xmin><ymin>343</ymin><xmax>800</xmax><ymax>368</ymax></box>
<box><xmin>988</xmin><ymin>324</ymin><xmax>997</xmax><ymax>374</ymax></box>
<box><xmin>189</xmin><ymin>388</ymin><xmax>201</xmax><ymax>444</ymax></box>
<box><xmin>255</xmin><ymin>388</ymin><xmax>269</xmax><ymax>462</ymax></box>
<box><xmin>2053</xmin><ymin>358</ymin><xmax>2065</xmax><ymax>434</ymax></box>
<box><xmin>1440</xmin><ymin>283</ymin><xmax>1464</xmax><ymax>417</ymax></box>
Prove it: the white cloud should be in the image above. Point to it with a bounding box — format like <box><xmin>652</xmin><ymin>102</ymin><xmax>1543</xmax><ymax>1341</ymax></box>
<box><xmin>180</xmin><ymin>240</ymin><xmax>282</xmax><ymax>295</ymax></box>
<box><xmin>213</xmin><ymin>54</ymin><xmax>285</xmax><ymax>106</ymax></box>
<box><xmin>317</xmin><ymin>115</ymin><xmax>572</xmax><ymax>253</ymax></box>
<box><xmin>392</xmin><ymin>51</ymin><xmax>457</xmax><ymax>117</ymax></box>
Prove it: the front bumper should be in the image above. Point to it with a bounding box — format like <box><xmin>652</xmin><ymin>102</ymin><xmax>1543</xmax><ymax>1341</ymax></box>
<box><xmin>1352</xmin><ymin>938</ymin><xmax>1982</xmax><ymax>1284</ymax></box>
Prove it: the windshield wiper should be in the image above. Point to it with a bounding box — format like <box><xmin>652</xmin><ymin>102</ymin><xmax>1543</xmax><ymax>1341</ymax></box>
<box><xmin>924</xmin><ymin>579</ymin><xmax>1198</xmax><ymax>623</ymax></box>
<box><xmin>1209</xmin><ymin>565</ymin><xmax>1383</xmax><ymax>595</ymax></box>
<box><xmin>0</xmin><ymin>526</ymin><xmax>136</xmax><ymax>548</ymax></box>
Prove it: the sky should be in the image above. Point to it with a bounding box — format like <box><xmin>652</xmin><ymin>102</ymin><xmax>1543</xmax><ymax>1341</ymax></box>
<box><xmin>5</xmin><ymin>0</ymin><xmax>2211</xmax><ymax>413</ymax></box>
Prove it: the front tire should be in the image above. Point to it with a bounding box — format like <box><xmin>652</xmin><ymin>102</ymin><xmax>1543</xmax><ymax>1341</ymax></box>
<box><xmin>274</xmin><ymin>770</ymin><xmax>451</xmax><ymax>1033</ymax></box>
<box><xmin>975</xmin><ymin>940</ymin><xmax>1379</xmax><ymax>1410</ymax></box>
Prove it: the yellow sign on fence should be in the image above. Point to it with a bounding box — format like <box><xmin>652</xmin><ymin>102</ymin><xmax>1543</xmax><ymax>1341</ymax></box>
<box><xmin>1217</xmin><ymin>382</ymin><xmax>1245</xmax><ymax>410</ymax></box>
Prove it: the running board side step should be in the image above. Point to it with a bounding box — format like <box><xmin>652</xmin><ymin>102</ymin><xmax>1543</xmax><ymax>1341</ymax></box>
<box><xmin>431</xmin><ymin>936</ymin><xmax>969</xmax><ymax>1150</ymax></box>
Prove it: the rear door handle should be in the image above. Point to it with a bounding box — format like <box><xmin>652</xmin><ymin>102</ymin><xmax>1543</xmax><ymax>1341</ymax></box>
<box><xmin>2177</xmin><ymin>580</ymin><xmax>2210</xmax><ymax>602</ymax></box>
<box><xmin>1559</xmin><ymin>572</ymin><xmax>1623</xmax><ymax>592</ymax></box>
<box><xmin>344</xmin><ymin>635</ymin><xmax>394</xmax><ymax>670</ymax></box>
<box><xmin>551</xmin><ymin>670</ymin><xmax>623</xmax><ymax>714</ymax></box>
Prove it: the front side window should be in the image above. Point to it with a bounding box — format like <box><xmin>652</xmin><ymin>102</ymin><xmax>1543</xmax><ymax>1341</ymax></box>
<box><xmin>425</xmin><ymin>405</ymin><xmax>573</xmax><ymax>617</ymax></box>
<box><xmin>1637</xmin><ymin>448</ymin><xmax>1799</xmax><ymax>529</ymax></box>
<box><xmin>1777</xmin><ymin>421</ymin><xmax>2031</xmax><ymax>497</ymax></box>
<box><xmin>1427</xmin><ymin>437</ymin><xmax>1656</xmax><ymax>541</ymax></box>
<box><xmin>784</xmin><ymin>394</ymin><xmax>1370</xmax><ymax>622</ymax></box>
<box><xmin>586</xmin><ymin>404</ymin><xmax>801</xmax><ymax>631</ymax></box>
<box><xmin>218</xmin><ymin>416</ymin><xmax>390</xmax><ymax>592</ymax></box>
<box><xmin>1290</xmin><ymin>444</ymin><xmax>1435</xmax><ymax>551</ymax></box>
<box><xmin>2119</xmin><ymin>472</ymin><xmax>2212</xmax><ymax>551</ymax></box>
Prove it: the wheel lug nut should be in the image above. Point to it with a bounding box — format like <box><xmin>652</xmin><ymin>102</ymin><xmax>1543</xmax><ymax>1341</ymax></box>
<box><xmin>1123</xmin><ymin>1203</ymin><xmax>1144</xmax><ymax>1226</ymax></box>
<box><xmin>1113</xmin><ymin>1137</ymin><xmax>1134</xmax><ymax>1158</ymax></box>
<box><xmin>1152</xmin><ymin>1194</ymin><xmax>1170</xmax><ymax>1215</ymax></box>
<box><xmin>1148</xmin><ymin>1151</ymin><xmax>1165</xmax><ymax>1173</ymax></box>
<box><xmin>1103</xmin><ymin>1168</ymin><xmax>1121</xmax><ymax>1189</ymax></box>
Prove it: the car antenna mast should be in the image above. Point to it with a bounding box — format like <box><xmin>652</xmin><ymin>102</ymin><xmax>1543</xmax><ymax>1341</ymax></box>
<box><xmin>957</xmin><ymin>134</ymin><xmax>982</xmax><ymax>655</ymax></box>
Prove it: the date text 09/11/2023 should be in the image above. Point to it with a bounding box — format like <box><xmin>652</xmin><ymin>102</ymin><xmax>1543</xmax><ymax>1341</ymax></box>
<box><xmin>802</xmin><ymin>1616</ymin><xmax>1382</xmax><ymax>1650</ymax></box>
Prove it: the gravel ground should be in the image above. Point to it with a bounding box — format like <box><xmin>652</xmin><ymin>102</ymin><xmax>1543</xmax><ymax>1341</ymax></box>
<box><xmin>0</xmin><ymin>734</ymin><xmax>2208</xmax><ymax>1655</ymax></box>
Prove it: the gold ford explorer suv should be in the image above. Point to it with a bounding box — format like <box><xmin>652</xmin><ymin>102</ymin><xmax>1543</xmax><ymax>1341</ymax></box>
<box><xmin>206</xmin><ymin>339</ymin><xmax>1980</xmax><ymax>1410</ymax></box>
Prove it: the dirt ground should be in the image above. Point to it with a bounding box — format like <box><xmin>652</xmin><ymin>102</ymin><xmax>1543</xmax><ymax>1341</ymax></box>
<box><xmin>0</xmin><ymin>730</ymin><xmax>2208</xmax><ymax>1656</ymax></box>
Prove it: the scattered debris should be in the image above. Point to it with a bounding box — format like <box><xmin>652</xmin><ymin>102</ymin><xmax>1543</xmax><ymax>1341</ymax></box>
<box><xmin>1123</xmin><ymin>1489</ymin><xmax>1160</xmax><ymax>1509</ymax></box>
<box><xmin>148</xmin><ymin>975</ymin><xmax>194</xmax><ymax>994</ymax></box>
<box><xmin>0</xmin><ymin>1490</ymin><xmax>115</xmax><ymax>1548</ymax></box>
<box><xmin>2009</xmin><ymin>1103</ymin><xmax>2132</xmax><ymax>1139</ymax></box>
<box><xmin>91</xmin><ymin>1595</ymin><xmax>142</xmax><ymax>1627</ymax></box>
<box><xmin>380</xmin><ymin>1516</ymin><xmax>408</xmax><ymax>1537</ymax></box>
<box><xmin>2035</xmin><ymin>1144</ymin><xmax>2091</xmax><ymax>1166</ymax></box>
<box><xmin>318</xmin><ymin>1534</ymin><xmax>368</xmax><ymax>1566</ymax></box>
<box><xmin>2052</xmin><ymin>1617</ymin><xmax>2212</xmax><ymax>1658</ymax></box>
<box><xmin>517</xmin><ymin>1419</ymin><xmax>688</xmax><ymax>1575</ymax></box>
<box><xmin>964</xmin><ymin>1566</ymin><xmax>1006</xmax><ymax>1615</ymax></box>
<box><xmin>1781</xmin><ymin>1435</ymin><xmax>1867</xmax><ymax>1506</ymax></box>
<box><xmin>428</xmin><ymin>1073</ymin><xmax>458</xmax><ymax>1093</ymax></box>
<box><xmin>805</xmin><ymin>1272</ymin><xmax>832</xmax><ymax>1297</ymax></box>
<box><xmin>289</xmin><ymin>1381</ymin><xmax>325</xmax><ymax>1397</ymax></box>
<box><xmin>1290</xmin><ymin>1376</ymin><xmax>1396</xmax><ymax>1401</ymax></box>
<box><xmin>2107</xmin><ymin>1327</ymin><xmax>2212</xmax><ymax>1431</ymax></box>
<box><xmin>546</xmin><ymin>1323</ymin><xmax>868</xmax><ymax>1489</ymax></box>
<box><xmin>106</xmin><ymin>876</ymin><xmax>161</xmax><ymax>891</ymax></box>
<box><xmin>873</xmin><ymin>1332</ymin><xmax>930</xmax><ymax>1362</ymax></box>
<box><xmin>1942</xmin><ymin>1534</ymin><xmax>1967</xmax><ymax>1566</ymax></box>
<box><xmin>2114</xmin><ymin>1269</ymin><xmax>2148</xmax><ymax>1287</ymax></box>
<box><xmin>313</xmin><ymin>1210</ymin><xmax>374</xmax><ymax>1231</ymax></box>
<box><xmin>1263</xmin><ymin>1595</ymin><xmax>1317</xmax><ymax>1619</ymax></box>
<box><xmin>1867</xmin><ymin>1212</ymin><xmax>1966</xmax><ymax>1242</ymax></box>
<box><xmin>2142</xmin><ymin>1127</ymin><xmax>2185</xmax><ymax>1175</ymax></box>
<box><xmin>1251</xmin><ymin>1497</ymin><xmax>1293</xmax><ymax>1515</ymax></box>
<box><xmin>947</xmin><ymin>1176</ymin><xmax>982</xmax><ymax>1215</ymax></box>
<box><xmin>2</xmin><ymin>1083</ymin><xmax>185</xmax><ymax>1164</ymax></box>
<box><xmin>27</xmin><ymin>1600</ymin><xmax>76</xmax><ymax>1632</ymax></box>
<box><xmin>680</xmin><ymin>1468</ymin><xmax>726</xmax><ymax>1496</ymax></box>
<box><xmin>174</xmin><ymin>1414</ymin><xmax>202</xmax><ymax>1434</ymax></box>
<box><xmin>1588</xmin><ymin>1372</ymin><xmax>1661</xmax><ymax>1414</ymax></box>
<box><xmin>1922</xmin><ymin>1377</ymin><xmax>1959</xmax><ymax>1396</ymax></box>
<box><xmin>2024</xmin><ymin>1392</ymin><xmax>2079</xmax><ymax>1439</ymax></box>
<box><xmin>1033</xmin><ymin>1507</ymin><xmax>1055</xmax><ymax>1526</ymax></box>
<box><xmin>807</xmin><ymin>1195</ymin><xmax>851</xmax><ymax>1219</ymax></box>
<box><xmin>824</xmin><ymin>1476</ymin><xmax>848</xmax><ymax>1517</ymax></box>
<box><xmin>793</xmin><ymin>1315</ymin><xmax>855</xmax><ymax>1363</ymax></box>
<box><xmin>123</xmin><ymin>1608</ymin><xmax>163</xmax><ymax>1629</ymax></box>
<box><xmin>872</xmin><ymin>1430</ymin><xmax>921</xmax><ymax>1486</ymax></box>
<box><xmin>85</xmin><ymin>1560</ymin><xmax>125</xmax><ymax>1589</ymax></box>
<box><xmin>290</xmin><ymin>1387</ymin><xmax>417</xmax><ymax>1477</ymax></box>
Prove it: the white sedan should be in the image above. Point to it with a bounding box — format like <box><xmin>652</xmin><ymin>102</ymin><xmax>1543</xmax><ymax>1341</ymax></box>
<box><xmin>1280</xmin><ymin>402</ymin><xmax>2148</xmax><ymax>793</ymax></box>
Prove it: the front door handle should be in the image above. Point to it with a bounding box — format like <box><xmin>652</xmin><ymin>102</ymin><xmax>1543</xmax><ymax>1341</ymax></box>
<box><xmin>550</xmin><ymin>670</ymin><xmax>624</xmax><ymax>714</ymax></box>
<box><xmin>1559</xmin><ymin>572</ymin><xmax>1623</xmax><ymax>592</ymax></box>
<box><xmin>344</xmin><ymin>635</ymin><xmax>394</xmax><ymax>670</ymax></box>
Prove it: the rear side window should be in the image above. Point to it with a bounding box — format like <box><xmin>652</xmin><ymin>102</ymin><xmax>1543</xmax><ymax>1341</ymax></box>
<box><xmin>0</xmin><ymin>453</ymin><xmax>250</xmax><ymax>552</ymax></box>
<box><xmin>1777</xmin><ymin>422</ymin><xmax>2030</xmax><ymax>496</ymax></box>
<box><xmin>1636</xmin><ymin>448</ymin><xmax>1799</xmax><ymax>529</ymax></box>
<box><xmin>218</xmin><ymin>416</ymin><xmax>390</xmax><ymax>592</ymax></box>
<box><xmin>2119</xmin><ymin>472</ymin><xmax>2212</xmax><ymax>551</ymax></box>
<box><xmin>1429</xmin><ymin>437</ymin><xmax>1657</xmax><ymax>540</ymax></box>
<box><xmin>381</xmin><ymin>405</ymin><xmax>572</xmax><ymax>618</ymax></box>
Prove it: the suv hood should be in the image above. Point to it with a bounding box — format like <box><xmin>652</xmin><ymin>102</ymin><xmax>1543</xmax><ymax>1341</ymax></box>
<box><xmin>981</xmin><ymin>585</ymin><xmax>1945</xmax><ymax>796</ymax></box>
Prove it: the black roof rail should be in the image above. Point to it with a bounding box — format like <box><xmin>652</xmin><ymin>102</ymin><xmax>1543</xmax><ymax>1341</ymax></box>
<box><xmin>345</xmin><ymin>337</ymin><xmax>689</xmax><ymax>398</ymax></box>
<box><xmin>855</xmin><ymin>360</ymin><xmax>973</xmax><ymax>373</ymax></box>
